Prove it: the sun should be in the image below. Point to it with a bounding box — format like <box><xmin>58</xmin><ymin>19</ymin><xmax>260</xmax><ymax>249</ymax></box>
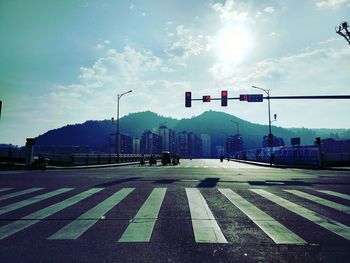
<box><xmin>214</xmin><ymin>24</ymin><xmax>253</xmax><ymax>64</ymax></box>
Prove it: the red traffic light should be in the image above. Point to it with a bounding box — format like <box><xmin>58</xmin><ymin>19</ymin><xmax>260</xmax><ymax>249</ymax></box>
<box><xmin>185</xmin><ymin>92</ymin><xmax>192</xmax><ymax>107</ymax></box>
<box><xmin>221</xmin><ymin>90</ymin><xmax>228</xmax><ymax>106</ymax></box>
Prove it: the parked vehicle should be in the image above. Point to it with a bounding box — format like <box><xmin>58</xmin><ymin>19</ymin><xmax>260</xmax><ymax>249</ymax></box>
<box><xmin>161</xmin><ymin>151</ymin><xmax>171</xmax><ymax>165</ymax></box>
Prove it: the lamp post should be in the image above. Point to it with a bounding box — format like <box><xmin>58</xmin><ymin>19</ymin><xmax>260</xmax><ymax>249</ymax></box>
<box><xmin>252</xmin><ymin>86</ymin><xmax>272</xmax><ymax>136</ymax></box>
<box><xmin>335</xmin><ymin>21</ymin><xmax>350</xmax><ymax>45</ymax></box>
<box><xmin>116</xmin><ymin>90</ymin><xmax>132</xmax><ymax>155</ymax></box>
<box><xmin>230</xmin><ymin>120</ymin><xmax>239</xmax><ymax>135</ymax></box>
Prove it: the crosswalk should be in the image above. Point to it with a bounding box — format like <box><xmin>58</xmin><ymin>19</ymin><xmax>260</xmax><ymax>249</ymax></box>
<box><xmin>0</xmin><ymin>187</ymin><xmax>349</xmax><ymax>244</ymax></box>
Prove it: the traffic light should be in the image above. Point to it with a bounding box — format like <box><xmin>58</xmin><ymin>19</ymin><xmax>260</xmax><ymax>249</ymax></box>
<box><xmin>202</xmin><ymin>95</ymin><xmax>211</xmax><ymax>102</ymax></box>
<box><xmin>185</xmin><ymin>92</ymin><xmax>191</xmax><ymax>107</ymax></box>
<box><xmin>221</xmin><ymin>90</ymin><xmax>228</xmax><ymax>106</ymax></box>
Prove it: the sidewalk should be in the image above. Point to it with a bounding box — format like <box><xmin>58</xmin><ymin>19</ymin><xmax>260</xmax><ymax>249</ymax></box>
<box><xmin>231</xmin><ymin>159</ymin><xmax>350</xmax><ymax>171</ymax></box>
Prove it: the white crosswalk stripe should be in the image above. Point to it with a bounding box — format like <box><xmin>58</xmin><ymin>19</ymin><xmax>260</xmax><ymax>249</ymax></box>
<box><xmin>0</xmin><ymin>188</ymin><xmax>74</xmax><ymax>215</ymax></box>
<box><xmin>284</xmin><ymin>189</ymin><xmax>350</xmax><ymax>214</ymax></box>
<box><xmin>0</xmin><ymin>188</ymin><xmax>43</xmax><ymax>201</ymax></box>
<box><xmin>0</xmin><ymin>188</ymin><xmax>103</xmax><ymax>240</ymax></box>
<box><xmin>50</xmin><ymin>188</ymin><xmax>134</xmax><ymax>240</ymax></box>
<box><xmin>0</xmin><ymin>188</ymin><xmax>13</xmax><ymax>193</ymax></box>
<box><xmin>219</xmin><ymin>188</ymin><xmax>306</xmax><ymax>244</ymax></box>
<box><xmin>186</xmin><ymin>188</ymin><xmax>227</xmax><ymax>243</ymax></box>
<box><xmin>0</xmin><ymin>187</ymin><xmax>349</xmax><ymax>243</ymax></box>
<box><xmin>119</xmin><ymin>188</ymin><xmax>166</xmax><ymax>242</ymax></box>
<box><xmin>317</xmin><ymin>190</ymin><xmax>350</xmax><ymax>201</ymax></box>
<box><xmin>251</xmin><ymin>189</ymin><xmax>350</xmax><ymax>241</ymax></box>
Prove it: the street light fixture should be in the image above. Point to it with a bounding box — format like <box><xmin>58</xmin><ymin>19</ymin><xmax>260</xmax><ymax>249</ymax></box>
<box><xmin>335</xmin><ymin>21</ymin><xmax>350</xmax><ymax>45</ymax></box>
<box><xmin>115</xmin><ymin>90</ymin><xmax>132</xmax><ymax>155</ymax></box>
<box><xmin>230</xmin><ymin>120</ymin><xmax>240</xmax><ymax>135</ymax></box>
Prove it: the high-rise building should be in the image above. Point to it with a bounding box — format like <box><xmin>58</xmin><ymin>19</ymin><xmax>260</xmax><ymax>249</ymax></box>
<box><xmin>109</xmin><ymin>133</ymin><xmax>132</xmax><ymax>154</ymax></box>
<box><xmin>159</xmin><ymin>125</ymin><xmax>176</xmax><ymax>153</ymax></box>
<box><xmin>140</xmin><ymin>130</ymin><xmax>162</xmax><ymax>154</ymax></box>
<box><xmin>201</xmin><ymin>134</ymin><xmax>211</xmax><ymax>158</ymax></box>
<box><xmin>226</xmin><ymin>134</ymin><xmax>244</xmax><ymax>155</ymax></box>
<box><xmin>176</xmin><ymin>131</ymin><xmax>188</xmax><ymax>157</ymax></box>
<box><xmin>132</xmin><ymin>138</ymin><xmax>141</xmax><ymax>154</ymax></box>
<box><xmin>187</xmin><ymin>132</ymin><xmax>202</xmax><ymax>158</ymax></box>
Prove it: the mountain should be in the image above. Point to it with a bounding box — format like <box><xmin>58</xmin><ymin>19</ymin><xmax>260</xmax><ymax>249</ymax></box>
<box><xmin>35</xmin><ymin>110</ymin><xmax>350</xmax><ymax>152</ymax></box>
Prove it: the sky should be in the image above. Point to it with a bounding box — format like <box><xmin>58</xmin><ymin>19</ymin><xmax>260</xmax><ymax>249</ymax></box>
<box><xmin>1</xmin><ymin>0</ymin><xmax>350</xmax><ymax>146</ymax></box>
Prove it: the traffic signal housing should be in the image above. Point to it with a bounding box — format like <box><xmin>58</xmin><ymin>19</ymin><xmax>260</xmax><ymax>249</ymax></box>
<box><xmin>202</xmin><ymin>95</ymin><xmax>211</xmax><ymax>102</ymax></box>
<box><xmin>185</xmin><ymin>92</ymin><xmax>191</xmax><ymax>107</ymax></box>
<box><xmin>221</xmin><ymin>90</ymin><xmax>228</xmax><ymax>106</ymax></box>
<box><xmin>239</xmin><ymin>94</ymin><xmax>263</xmax><ymax>102</ymax></box>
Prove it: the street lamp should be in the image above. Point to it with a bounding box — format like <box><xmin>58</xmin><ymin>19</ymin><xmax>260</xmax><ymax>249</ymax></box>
<box><xmin>335</xmin><ymin>21</ymin><xmax>350</xmax><ymax>45</ymax></box>
<box><xmin>252</xmin><ymin>86</ymin><xmax>272</xmax><ymax>136</ymax></box>
<box><xmin>230</xmin><ymin>120</ymin><xmax>239</xmax><ymax>135</ymax></box>
<box><xmin>115</xmin><ymin>90</ymin><xmax>132</xmax><ymax>155</ymax></box>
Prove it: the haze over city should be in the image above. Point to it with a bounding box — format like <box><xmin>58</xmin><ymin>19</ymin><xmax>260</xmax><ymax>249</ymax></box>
<box><xmin>1</xmin><ymin>0</ymin><xmax>350</xmax><ymax>146</ymax></box>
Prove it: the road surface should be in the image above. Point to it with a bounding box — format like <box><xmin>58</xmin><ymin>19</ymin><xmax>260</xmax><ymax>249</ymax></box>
<box><xmin>0</xmin><ymin>159</ymin><xmax>349</xmax><ymax>262</ymax></box>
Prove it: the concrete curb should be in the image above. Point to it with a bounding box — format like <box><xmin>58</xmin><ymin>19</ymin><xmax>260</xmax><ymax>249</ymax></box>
<box><xmin>47</xmin><ymin>161</ymin><xmax>141</xmax><ymax>170</ymax></box>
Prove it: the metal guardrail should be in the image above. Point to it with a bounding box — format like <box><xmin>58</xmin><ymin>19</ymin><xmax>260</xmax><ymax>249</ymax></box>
<box><xmin>70</xmin><ymin>153</ymin><xmax>161</xmax><ymax>166</ymax></box>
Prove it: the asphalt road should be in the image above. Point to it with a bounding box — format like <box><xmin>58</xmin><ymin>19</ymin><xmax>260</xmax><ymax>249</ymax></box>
<box><xmin>0</xmin><ymin>159</ymin><xmax>349</xmax><ymax>263</ymax></box>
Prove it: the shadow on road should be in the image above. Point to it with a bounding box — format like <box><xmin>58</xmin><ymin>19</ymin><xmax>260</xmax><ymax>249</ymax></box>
<box><xmin>197</xmin><ymin>178</ymin><xmax>220</xmax><ymax>188</ymax></box>
<box><xmin>153</xmin><ymin>179</ymin><xmax>179</xmax><ymax>184</ymax></box>
<box><xmin>248</xmin><ymin>180</ymin><xmax>313</xmax><ymax>186</ymax></box>
<box><xmin>93</xmin><ymin>177</ymin><xmax>142</xmax><ymax>187</ymax></box>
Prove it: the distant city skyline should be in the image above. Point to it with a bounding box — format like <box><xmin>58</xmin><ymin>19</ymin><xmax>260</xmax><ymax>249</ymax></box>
<box><xmin>1</xmin><ymin>0</ymin><xmax>350</xmax><ymax>146</ymax></box>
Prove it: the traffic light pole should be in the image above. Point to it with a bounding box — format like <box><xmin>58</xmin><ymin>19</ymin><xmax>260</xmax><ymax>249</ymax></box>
<box><xmin>189</xmin><ymin>95</ymin><xmax>350</xmax><ymax>101</ymax></box>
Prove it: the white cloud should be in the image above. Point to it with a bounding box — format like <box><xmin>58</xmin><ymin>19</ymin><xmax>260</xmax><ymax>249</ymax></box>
<box><xmin>164</xmin><ymin>25</ymin><xmax>212</xmax><ymax>65</ymax></box>
<box><xmin>96</xmin><ymin>43</ymin><xmax>104</xmax><ymax>49</ymax></box>
<box><xmin>129</xmin><ymin>4</ymin><xmax>134</xmax><ymax>10</ymax></box>
<box><xmin>315</xmin><ymin>0</ymin><xmax>350</xmax><ymax>8</ymax></box>
<box><xmin>264</xmin><ymin>6</ymin><xmax>275</xmax><ymax>13</ymax></box>
<box><xmin>232</xmin><ymin>48</ymin><xmax>350</xmax><ymax>95</ymax></box>
<box><xmin>210</xmin><ymin>0</ymin><xmax>250</xmax><ymax>23</ymax></box>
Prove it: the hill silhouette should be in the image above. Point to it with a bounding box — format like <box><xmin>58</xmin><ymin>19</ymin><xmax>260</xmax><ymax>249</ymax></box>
<box><xmin>35</xmin><ymin>110</ymin><xmax>350</xmax><ymax>153</ymax></box>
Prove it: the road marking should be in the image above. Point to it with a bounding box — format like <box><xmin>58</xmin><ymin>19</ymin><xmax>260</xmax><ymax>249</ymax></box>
<box><xmin>186</xmin><ymin>188</ymin><xmax>227</xmax><ymax>243</ymax></box>
<box><xmin>0</xmin><ymin>188</ymin><xmax>13</xmax><ymax>193</ymax></box>
<box><xmin>0</xmin><ymin>188</ymin><xmax>43</xmax><ymax>201</ymax></box>
<box><xmin>118</xmin><ymin>188</ymin><xmax>167</xmax><ymax>242</ymax></box>
<box><xmin>0</xmin><ymin>188</ymin><xmax>103</xmax><ymax>240</ymax></box>
<box><xmin>218</xmin><ymin>188</ymin><xmax>306</xmax><ymax>244</ymax></box>
<box><xmin>251</xmin><ymin>189</ymin><xmax>350</xmax><ymax>241</ymax></box>
<box><xmin>49</xmin><ymin>188</ymin><xmax>134</xmax><ymax>240</ymax></box>
<box><xmin>284</xmin><ymin>190</ymin><xmax>350</xmax><ymax>214</ymax></box>
<box><xmin>317</xmin><ymin>190</ymin><xmax>350</xmax><ymax>201</ymax></box>
<box><xmin>0</xmin><ymin>188</ymin><xmax>73</xmax><ymax>215</ymax></box>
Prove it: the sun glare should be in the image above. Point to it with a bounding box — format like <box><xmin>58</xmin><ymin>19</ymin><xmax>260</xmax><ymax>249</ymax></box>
<box><xmin>214</xmin><ymin>25</ymin><xmax>253</xmax><ymax>64</ymax></box>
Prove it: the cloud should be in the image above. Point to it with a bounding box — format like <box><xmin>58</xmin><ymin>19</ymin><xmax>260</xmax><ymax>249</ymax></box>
<box><xmin>264</xmin><ymin>6</ymin><xmax>275</xmax><ymax>13</ymax></box>
<box><xmin>210</xmin><ymin>0</ymin><xmax>250</xmax><ymax>23</ymax></box>
<box><xmin>164</xmin><ymin>25</ymin><xmax>212</xmax><ymax>65</ymax></box>
<box><xmin>232</xmin><ymin>47</ymin><xmax>350</xmax><ymax>95</ymax></box>
<box><xmin>315</xmin><ymin>0</ymin><xmax>350</xmax><ymax>8</ymax></box>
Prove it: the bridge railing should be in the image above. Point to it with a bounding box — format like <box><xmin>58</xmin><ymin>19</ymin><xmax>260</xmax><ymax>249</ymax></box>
<box><xmin>230</xmin><ymin>146</ymin><xmax>323</xmax><ymax>167</ymax></box>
